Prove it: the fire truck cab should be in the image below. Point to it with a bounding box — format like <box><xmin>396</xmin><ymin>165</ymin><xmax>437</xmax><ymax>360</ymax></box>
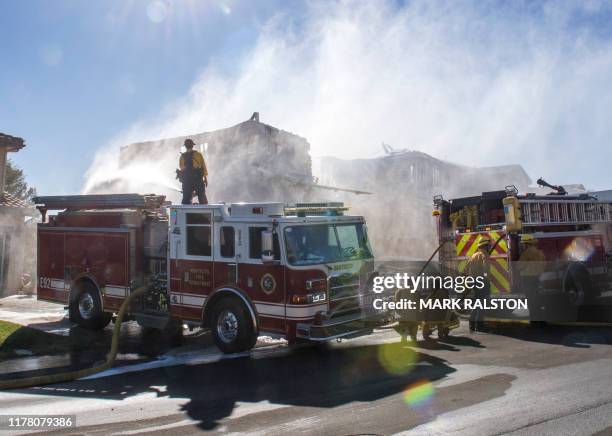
<box><xmin>35</xmin><ymin>195</ymin><xmax>383</xmax><ymax>353</ymax></box>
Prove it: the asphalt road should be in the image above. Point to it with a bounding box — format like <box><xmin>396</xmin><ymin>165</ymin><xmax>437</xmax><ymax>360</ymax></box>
<box><xmin>1</xmin><ymin>322</ymin><xmax>611</xmax><ymax>436</ymax></box>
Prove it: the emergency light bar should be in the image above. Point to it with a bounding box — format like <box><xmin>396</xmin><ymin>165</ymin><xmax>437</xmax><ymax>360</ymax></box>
<box><xmin>284</xmin><ymin>202</ymin><xmax>349</xmax><ymax>217</ymax></box>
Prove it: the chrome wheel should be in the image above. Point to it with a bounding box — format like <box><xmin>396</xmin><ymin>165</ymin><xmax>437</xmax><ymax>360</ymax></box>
<box><xmin>78</xmin><ymin>293</ymin><xmax>95</xmax><ymax>320</ymax></box>
<box><xmin>216</xmin><ymin>309</ymin><xmax>238</xmax><ymax>344</ymax></box>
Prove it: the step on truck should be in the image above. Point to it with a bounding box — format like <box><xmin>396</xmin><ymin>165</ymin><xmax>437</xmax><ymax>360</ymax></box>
<box><xmin>433</xmin><ymin>186</ymin><xmax>612</xmax><ymax>319</ymax></box>
<box><xmin>34</xmin><ymin>194</ymin><xmax>386</xmax><ymax>353</ymax></box>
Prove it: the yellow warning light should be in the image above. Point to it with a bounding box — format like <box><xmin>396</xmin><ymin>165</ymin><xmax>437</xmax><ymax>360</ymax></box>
<box><xmin>503</xmin><ymin>196</ymin><xmax>522</xmax><ymax>232</ymax></box>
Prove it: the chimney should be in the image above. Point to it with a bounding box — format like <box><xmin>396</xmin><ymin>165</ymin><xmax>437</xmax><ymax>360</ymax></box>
<box><xmin>0</xmin><ymin>133</ymin><xmax>26</xmax><ymax>193</ymax></box>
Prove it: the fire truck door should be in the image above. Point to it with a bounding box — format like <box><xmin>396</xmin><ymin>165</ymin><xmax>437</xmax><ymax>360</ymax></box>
<box><xmin>235</xmin><ymin>223</ymin><xmax>286</xmax><ymax>334</ymax></box>
<box><xmin>171</xmin><ymin>209</ymin><xmax>214</xmax><ymax>320</ymax></box>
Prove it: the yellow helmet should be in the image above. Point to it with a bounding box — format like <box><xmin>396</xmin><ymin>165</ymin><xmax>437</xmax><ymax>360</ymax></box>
<box><xmin>521</xmin><ymin>234</ymin><xmax>537</xmax><ymax>244</ymax></box>
<box><xmin>478</xmin><ymin>236</ymin><xmax>491</xmax><ymax>247</ymax></box>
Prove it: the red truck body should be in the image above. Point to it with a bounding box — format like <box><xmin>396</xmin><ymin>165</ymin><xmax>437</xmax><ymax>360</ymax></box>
<box><xmin>35</xmin><ymin>195</ymin><xmax>383</xmax><ymax>352</ymax></box>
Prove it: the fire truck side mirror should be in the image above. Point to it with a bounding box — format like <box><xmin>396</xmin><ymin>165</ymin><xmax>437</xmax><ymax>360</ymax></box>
<box><xmin>503</xmin><ymin>196</ymin><xmax>522</xmax><ymax>232</ymax></box>
<box><xmin>261</xmin><ymin>230</ymin><xmax>275</xmax><ymax>263</ymax></box>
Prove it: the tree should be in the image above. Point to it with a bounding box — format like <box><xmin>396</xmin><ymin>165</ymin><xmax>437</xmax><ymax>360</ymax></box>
<box><xmin>4</xmin><ymin>159</ymin><xmax>36</xmax><ymax>201</ymax></box>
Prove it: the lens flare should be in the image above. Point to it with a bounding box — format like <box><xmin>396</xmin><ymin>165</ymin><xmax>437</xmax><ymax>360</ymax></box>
<box><xmin>563</xmin><ymin>237</ymin><xmax>595</xmax><ymax>261</ymax></box>
<box><xmin>403</xmin><ymin>380</ymin><xmax>434</xmax><ymax>407</ymax></box>
<box><xmin>377</xmin><ymin>342</ymin><xmax>417</xmax><ymax>375</ymax></box>
<box><xmin>147</xmin><ymin>1</ymin><xmax>169</xmax><ymax>23</ymax></box>
<box><xmin>219</xmin><ymin>3</ymin><xmax>232</xmax><ymax>15</ymax></box>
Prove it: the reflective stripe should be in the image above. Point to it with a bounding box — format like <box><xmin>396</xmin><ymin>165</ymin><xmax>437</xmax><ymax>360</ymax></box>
<box><xmin>489</xmin><ymin>259</ymin><xmax>510</xmax><ymax>294</ymax></box>
<box><xmin>457</xmin><ymin>235</ymin><xmax>471</xmax><ymax>256</ymax></box>
<box><xmin>182</xmin><ymin>294</ymin><xmax>206</xmax><ymax>307</ymax></box>
<box><xmin>254</xmin><ymin>302</ymin><xmax>327</xmax><ymax>320</ymax></box>
<box><xmin>255</xmin><ymin>303</ymin><xmax>285</xmax><ymax>317</ymax></box>
<box><xmin>50</xmin><ymin>279</ymin><xmax>65</xmax><ymax>290</ymax></box>
<box><xmin>105</xmin><ymin>286</ymin><xmax>128</xmax><ymax>297</ymax></box>
<box><xmin>455</xmin><ymin>231</ymin><xmax>510</xmax><ymax>293</ymax></box>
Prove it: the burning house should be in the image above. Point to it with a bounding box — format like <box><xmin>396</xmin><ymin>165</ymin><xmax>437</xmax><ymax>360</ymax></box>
<box><xmin>111</xmin><ymin>113</ymin><xmax>316</xmax><ymax>203</ymax></box>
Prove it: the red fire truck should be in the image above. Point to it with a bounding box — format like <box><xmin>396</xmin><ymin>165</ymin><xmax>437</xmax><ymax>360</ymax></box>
<box><xmin>433</xmin><ymin>186</ymin><xmax>612</xmax><ymax>318</ymax></box>
<box><xmin>34</xmin><ymin>194</ymin><xmax>383</xmax><ymax>353</ymax></box>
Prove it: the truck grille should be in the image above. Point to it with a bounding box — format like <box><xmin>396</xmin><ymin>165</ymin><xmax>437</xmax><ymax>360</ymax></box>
<box><xmin>329</xmin><ymin>273</ymin><xmax>362</xmax><ymax>316</ymax></box>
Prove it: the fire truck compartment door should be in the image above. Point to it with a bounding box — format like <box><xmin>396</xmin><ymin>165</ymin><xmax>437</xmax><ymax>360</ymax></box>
<box><xmin>170</xmin><ymin>209</ymin><xmax>215</xmax><ymax>319</ymax></box>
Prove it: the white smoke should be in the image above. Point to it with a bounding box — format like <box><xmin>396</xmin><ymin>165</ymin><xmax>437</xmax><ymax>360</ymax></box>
<box><xmin>84</xmin><ymin>0</ymin><xmax>612</xmax><ymax>193</ymax></box>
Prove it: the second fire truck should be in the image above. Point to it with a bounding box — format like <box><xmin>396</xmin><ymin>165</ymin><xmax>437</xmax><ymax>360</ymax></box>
<box><xmin>433</xmin><ymin>185</ymin><xmax>612</xmax><ymax>319</ymax></box>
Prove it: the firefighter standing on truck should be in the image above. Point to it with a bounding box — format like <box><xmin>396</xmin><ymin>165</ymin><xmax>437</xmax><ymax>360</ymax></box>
<box><xmin>178</xmin><ymin>138</ymin><xmax>208</xmax><ymax>205</ymax></box>
<box><xmin>466</xmin><ymin>236</ymin><xmax>491</xmax><ymax>332</ymax></box>
<box><xmin>518</xmin><ymin>234</ymin><xmax>546</xmax><ymax>322</ymax></box>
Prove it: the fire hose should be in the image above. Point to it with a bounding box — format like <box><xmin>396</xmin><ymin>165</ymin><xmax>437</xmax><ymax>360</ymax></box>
<box><xmin>0</xmin><ymin>286</ymin><xmax>147</xmax><ymax>391</ymax></box>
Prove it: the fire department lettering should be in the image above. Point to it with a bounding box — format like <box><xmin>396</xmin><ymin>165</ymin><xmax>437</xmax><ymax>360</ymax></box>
<box><xmin>260</xmin><ymin>273</ymin><xmax>276</xmax><ymax>295</ymax></box>
<box><xmin>184</xmin><ymin>268</ymin><xmax>211</xmax><ymax>287</ymax></box>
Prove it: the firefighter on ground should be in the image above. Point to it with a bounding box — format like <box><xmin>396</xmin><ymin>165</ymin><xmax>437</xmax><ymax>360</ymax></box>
<box><xmin>518</xmin><ymin>234</ymin><xmax>546</xmax><ymax>322</ymax></box>
<box><xmin>466</xmin><ymin>235</ymin><xmax>491</xmax><ymax>332</ymax></box>
<box><xmin>178</xmin><ymin>138</ymin><xmax>208</xmax><ymax>205</ymax></box>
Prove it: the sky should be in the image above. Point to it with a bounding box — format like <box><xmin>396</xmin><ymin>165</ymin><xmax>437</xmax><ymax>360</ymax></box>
<box><xmin>2</xmin><ymin>0</ymin><xmax>612</xmax><ymax>195</ymax></box>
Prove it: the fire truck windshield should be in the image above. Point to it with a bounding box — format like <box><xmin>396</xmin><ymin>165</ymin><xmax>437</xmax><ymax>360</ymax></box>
<box><xmin>284</xmin><ymin>223</ymin><xmax>373</xmax><ymax>266</ymax></box>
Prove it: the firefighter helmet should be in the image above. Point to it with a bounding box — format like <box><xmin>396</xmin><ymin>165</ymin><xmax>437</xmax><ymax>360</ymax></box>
<box><xmin>521</xmin><ymin>234</ymin><xmax>538</xmax><ymax>244</ymax></box>
<box><xmin>184</xmin><ymin>138</ymin><xmax>195</xmax><ymax>147</ymax></box>
<box><xmin>478</xmin><ymin>236</ymin><xmax>491</xmax><ymax>247</ymax></box>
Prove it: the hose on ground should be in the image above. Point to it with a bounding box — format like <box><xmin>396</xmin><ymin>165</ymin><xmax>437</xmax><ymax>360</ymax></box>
<box><xmin>0</xmin><ymin>286</ymin><xmax>147</xmax><ymax>391</ymax></box>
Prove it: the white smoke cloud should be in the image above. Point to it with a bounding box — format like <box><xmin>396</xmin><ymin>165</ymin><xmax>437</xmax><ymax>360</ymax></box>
<box><xmin>84</xmin><ymin>0</ymin><xmax>612</xmax><ymax>193</ymax></box>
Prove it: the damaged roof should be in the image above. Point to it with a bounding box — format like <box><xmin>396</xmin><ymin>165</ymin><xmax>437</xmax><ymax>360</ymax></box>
<box><xmin>0</xmin><ymin>191</ymin><xmax>34</xmax><ymax>209</ymax></box>
<box><xmin>0</xmin><ymin>133</ymin><xmax>25</xmax><ymax>152</ymax></box>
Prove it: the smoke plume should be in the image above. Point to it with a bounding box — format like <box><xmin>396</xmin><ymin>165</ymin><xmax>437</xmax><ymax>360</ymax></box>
<box><xmin>85</xmin><ymin>0</ymin><xmax>612</xmax><ymax>193</ymax></box>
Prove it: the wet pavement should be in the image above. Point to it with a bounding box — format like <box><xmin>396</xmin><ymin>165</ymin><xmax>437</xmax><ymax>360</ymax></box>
<box><xmin>0</xmin><ymin>295</ymin><xmax>287</xmax><ymax>382</ymax></box>
<box><xmin>1</xmin><ymin>295</ymin><xmax>612</xmax><ymax>435</ymax></box>
<box><xmin>1</xmin><ymin>292</ymin><xmax>611</xmax><ymax>384</ymax></box>
<box><xmin>0</xmin><ymin>320</ymin><xmax>212</xmax><ymax>379</ymax></box>
<box><xmin>0</xmin><ymin>295</ymin><xmax>67</xmax><ymax>331</ymax></box>
<box><xmin>0</xmin><ymin>323</ymin><xmax>610</xmax><ymax>435</ymax></box>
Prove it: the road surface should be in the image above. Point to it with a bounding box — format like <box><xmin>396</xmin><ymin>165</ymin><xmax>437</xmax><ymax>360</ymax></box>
<box><xmin>1</xmin><ymin>322</ymin><xmax>611</xmax><ymax>435</ymax></box>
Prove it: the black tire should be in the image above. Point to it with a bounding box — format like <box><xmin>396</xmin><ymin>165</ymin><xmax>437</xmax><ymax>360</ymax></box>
<box><xmin>71</xmin><ymin>283</ymin><xmax>112</xmax><ymax>330</ymax></box>
<box><xmin>210</xmin><ymin>298</ymin><xmax>257</xmax><ymax>354</ymax></box>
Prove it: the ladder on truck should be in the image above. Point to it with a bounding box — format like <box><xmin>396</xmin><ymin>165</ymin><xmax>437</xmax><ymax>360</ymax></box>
<box><xmin>33</xmin><ymin>194</ymin><xmax>168</xmax><ymax>220</ymax></box>
<box><xmin>519</xmin><ymin>197</ymin><xmax>612</xmax><ymax>226</ymax></box>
